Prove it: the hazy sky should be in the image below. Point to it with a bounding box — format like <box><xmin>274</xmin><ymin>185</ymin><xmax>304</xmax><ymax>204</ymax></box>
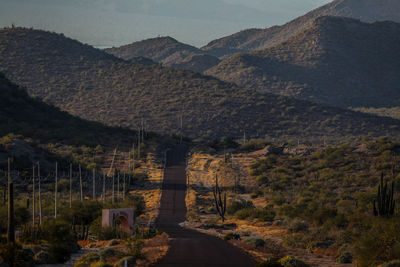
<box><xmin>0</xmin><ymin>0</ymin><xmax>331</xmax><ymax>48</ymax></box>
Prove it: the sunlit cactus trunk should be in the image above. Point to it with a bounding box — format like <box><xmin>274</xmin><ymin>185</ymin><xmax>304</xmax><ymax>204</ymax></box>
<box><xmin>38</xmin><ymin>162</ymin><xmax>42</xmax><ymax>225</ymax></box>
<box><xmin>55</xmin><ymin>162</ymin><xmax>58</xmax><ymax>218</ymax></box>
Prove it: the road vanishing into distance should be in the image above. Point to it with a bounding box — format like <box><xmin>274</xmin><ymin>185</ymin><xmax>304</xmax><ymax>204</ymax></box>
<box><xmin>152</xmin><ymin>145</ymin><xmax>256</xmax><ymax>267</ymax></box>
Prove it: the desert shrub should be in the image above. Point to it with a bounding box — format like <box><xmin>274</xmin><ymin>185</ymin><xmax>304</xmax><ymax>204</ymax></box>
<box><xmin>279</xmin><ymin>256</ymin><xmax>309</xmax><ymax>267</ymax></box>
<box><xmin>336</xmin><ymin>251</ymin><xmax>353</xmax><ymax>263</ymax></box>
<box><xmin>227</xmin><ymin>199</ymin><xmax>254</xmax><ymax>215</ymax></box>
<box><xmin>0</xmin><ymin>242</ymin><xmax>35</xmax><ymax>267</ymax></box>
<box><xmin>40</xmin><ymin>219</ymin><xmax>79</xmax><ymax>263</ymax></box>
<box><xmin>223</xmin><ymin>232</ymin><xmax>240</xmax><ymax>241</ymax></box>
<box><xmin>235</xmin><ymin>206</ymin><xmax>276</xmax><ymax>222</ymax></box>
<box><xmin>246</xmin><ymin>238</ymin><xmax>265</xmax><ymax>248</ymax></box>
<box><xmin>123</xmin><ymin>237</ymin><xmax>144</xmax><ymax>259</ymax></box>
<box><xmin>287</xmin><ymin>220</ymin><xmax>309</xmax><ymax>233</ymax></box>
<box><xmin>89</xmin><ymin>217</ymin><xmax>126</xmax><ymax>240</ymax></box>
<box><xmin>306</xmin><ymin>240</ymin><xmax>334</xmax><ymax>253</ymax></box>
<box><xmin>75</xmin><ymin>252</ymin><xmax>100</xmax><ymax>265</ymax></box>
<box><xmin>354</xmin><ymin>218</ymin><xmax>400</xmax><ymax>266</ymax></box>
<box><xmin>99</xmin><ymin>248</ymin><xmax>115</xmax><ymax>261</ymax></box>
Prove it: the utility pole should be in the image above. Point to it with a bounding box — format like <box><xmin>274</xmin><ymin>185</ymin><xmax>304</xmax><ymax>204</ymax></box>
<box><xmin>112</xmin><ymin>172</ymin><xmax>115</xmax><ymax>204</ymax></box>
<box><xmin>54</xmin><ymin>162</ymin><xmax>58</xmax><ymax>218</ymax></box>
<box><xmin>117</xmin><ymin>171</ymin><xmax>120</xmax><ymax>201</ymax></box>
<box><xmin>180</xmin><ymin>115</ymin><xmax>183</xmax><ymax>144</ymax></box>
<box><xmin>79</xmin><ymin>164</ymin><xmax>83</xmax><ymax>202</ymax></box>
<box><xmin>123</xmin><ymin>172</ymin><xmax>126</xmax><ymax>200</ymax></box>
<box><xmin>38</xmin><ymin>162</ymin><xmax>42</xmax><ymax>225</ymax></box>
<box><xmin>69</xmin><ymin>164</ymin><xmax>72</xmax><ymax>208</ymax></box>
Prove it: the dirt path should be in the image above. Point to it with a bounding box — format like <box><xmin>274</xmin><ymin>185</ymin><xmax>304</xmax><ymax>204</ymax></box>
<box><xmin>152</xmin><ymin>145</ymin><xmax>256</xmax><ymax>267</ymax></box>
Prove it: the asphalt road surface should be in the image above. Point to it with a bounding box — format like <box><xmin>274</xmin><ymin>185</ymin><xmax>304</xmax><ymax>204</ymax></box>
<box><xmin>152</xmin><ymin>145</ymin><xmax>256</xmax><ymax>267</ymax></box>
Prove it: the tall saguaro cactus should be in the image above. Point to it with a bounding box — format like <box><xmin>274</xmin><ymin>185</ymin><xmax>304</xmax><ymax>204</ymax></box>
<box><xmin>38</xmin><ymin>162</ymin><xmax>42</xmax><ymax>225</ymax></box>
<box><xmin>373</xmin><ymin>173</ymin><xmax>396</xmax><ymax>217</ymax></box>
<box><xmin>32</xmin><ymin>165</ymin><xmax>35</xmax><ymax>227</ymax></box>
<box><xmin>69</xmin><ymin>164</ymin><xmax>72</xmax><ymax>208</ymax></box>
<box><xmin>55</xmin><ymin>162</ymin><xmax>58</xmax><ymax>218</ymax></box>
<box><xmin>213</xmin><ymin>175</ymin><xmax>227</xmax><ymax>222</ymax></box>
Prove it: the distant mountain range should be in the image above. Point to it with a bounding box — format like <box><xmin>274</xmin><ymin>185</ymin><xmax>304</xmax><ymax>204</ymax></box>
<box><xmin>206</xmin><ymin>16</ymin><xmax>400</xmax><ymax>108</ymax></box>
<box><xmin>202</xmin><ymin>0</ymin><xmax>400</xmax><ymax>58</ymax></box>
<box><xmin>105</xmin><ymin>37</ymin><xmax>220</xmax><ymax>72</ymax></box>
<box><xmin>1</xmin><ymin>28</ymin><xmax>399</xmax><ymax>142</ymax></box>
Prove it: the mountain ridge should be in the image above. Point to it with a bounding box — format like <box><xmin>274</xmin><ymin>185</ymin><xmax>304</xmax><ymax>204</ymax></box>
<box><xmin>201</xmin><ymin>0</ymin><xmax>400</xmax><ymax>58</ymax></box>
<box><xmin>206</xmin><ymin>16</ymin><xmax>400</xmax><ymax>108</ymax></box>
<box><xmin>1</xmin><ymin>27</ymin><xmax>400</xmax><ymax>143</ymax></box>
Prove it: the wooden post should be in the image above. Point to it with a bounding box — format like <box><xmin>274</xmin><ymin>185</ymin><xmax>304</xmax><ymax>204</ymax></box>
<box><xmin>32</xmin><ymin>165</ymin><xmax>35</xmax><ymax>227</ymax></box>
<box><xmin>92</xmin><ymin>169</ymin><xmax>96</xmax><ymax>200</ymax></box>
<box><xmin>55</xmin><ymin>162</ymin><xmax>58</xmax><ymax>218</ymax></box>
<box><xmin>38</xmin><ymin>162</ymin><xmax>42</xmax><ymax>225</ymax></box>
<box><xmin>123</xmin><ymin>172</ymin><xmax>126</xmax><ymax>200</ymax></box>
<box><xmin>117</xmin><ymin>171</ymin><xmax>120</xmax><ymax>201</ymax></box>
<box><xmin>69</xmin><ymin>164</ymin><xmax>72</xmax><ymax>208</ymax></box>
<box><xmin>79</xmin><ymin>164</ymin><xmax>83</xmax><ymax>202</ymax></box>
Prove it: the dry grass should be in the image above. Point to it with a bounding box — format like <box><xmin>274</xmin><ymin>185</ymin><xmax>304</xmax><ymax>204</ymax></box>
<box><xmin>137</xmin><ymin>233</ymin><xmax>169</xmax><ymax>267</ymax></box>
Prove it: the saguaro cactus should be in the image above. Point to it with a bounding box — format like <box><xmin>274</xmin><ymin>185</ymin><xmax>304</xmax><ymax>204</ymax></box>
<box><xmin>373</xmin><ymin>173</ymin><xmax>396</xmax><ymax>217</ymax></box>
<box><xmin>55</xmin><ymin>162</ymin><xmax>58</xmax><ymax>218</ymax></box>
<box><xmin>213</xmin><ymin>175</ymin><xmax>227</xmax><ymax>222</ymax></box>
<box><xmin>70</xmin><ymin>164</ymin><xmax>72</xmax><ymax>208</ymax></box>
<box><xmin>38</xmin><ymin>162</ymin><xmax>42</xmax><ymax>225</ymax></box>
<box><xmin>32</xmin><ymin>165</ymin><xmax>35</xmax><ymax>227</ymax></box>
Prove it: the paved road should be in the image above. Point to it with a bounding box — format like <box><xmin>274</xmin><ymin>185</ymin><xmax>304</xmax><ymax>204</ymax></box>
<box><xmin>153</xmin><ymin>145</ymin><xmax>256</xmax><ymax>267</ymax></box>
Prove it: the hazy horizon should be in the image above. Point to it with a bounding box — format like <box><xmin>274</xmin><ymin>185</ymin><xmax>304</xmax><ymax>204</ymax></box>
<box><xmin>0</xmin><ymin>0</ymin><xmax>331</xmax><ymax>48</ymax></box>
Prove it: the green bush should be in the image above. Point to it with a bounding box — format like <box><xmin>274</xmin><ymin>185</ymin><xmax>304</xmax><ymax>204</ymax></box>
<box><xmin>76</xmin><ymin>252</ymin><xmax>100</xmax><ymax>265</ymax></box>
<box><xmin>279</xmin><ymin>256</ymin><xmax>309</xmax><ymax>267</ymax></box>
<box><xmin>235</xmin><ymin>207</ymin><xmax>276</xmax><ymax>222</ymax></box>
<box><xmin>287</xmin><ymin>220</ymin><xmax>309</xmax><ymax>233</ymax></box>
<box><xmin>246</xmin><ymin>238</ymin><xmax>266</xmax><ymax>248</ymax></box>
<box><xmin>223</xmin><ymin>232</ymin><xmax>240</xmax><ymax>241</ymax></box>
<box><xmin>227</xmin><ymin>199</ymin><xmax>254</xmax><ymax>215</ymax></box>
<box><xmin>354</xmin><ymin>218</ymin><xmax>400</xmax><ymax>267</ymax></box>
<box><xmin>40</xmin><ymin>219</ymin><xmax>79</xmax><ymax>263</ymax></box>
<box><xmin>0</xmin><ymin>242</ymin><xmax>34</xmax><ymax>267</ymax></box>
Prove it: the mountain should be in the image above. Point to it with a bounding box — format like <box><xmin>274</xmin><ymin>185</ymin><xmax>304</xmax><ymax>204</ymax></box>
<box><xmin>171</xmin><ymin>54</ymin><xmax>221</xmax><ymax>73</ymax></box>
<box><xmin>104</xmin><ymin>36</ymin><xmax>220</xmax><ymax>72</ymax></box>
<box><xmin>1</xmin><ymin>27</ymin><xmax>400</xmax><ymax>143</ymax></box>
<box><xmin>0</xmin><ymin>72</ymin><xmax>135</xmax><ymax>146</ymax></box>
<box><xmin>201</xmin><ymin>0</ymin><xmax>400</xmax><ymax>58</ymax></box>
<box><xmin>206</xmin><ymin>16</ymin><xmax>400</xmax><ymax>108</ymax></box>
